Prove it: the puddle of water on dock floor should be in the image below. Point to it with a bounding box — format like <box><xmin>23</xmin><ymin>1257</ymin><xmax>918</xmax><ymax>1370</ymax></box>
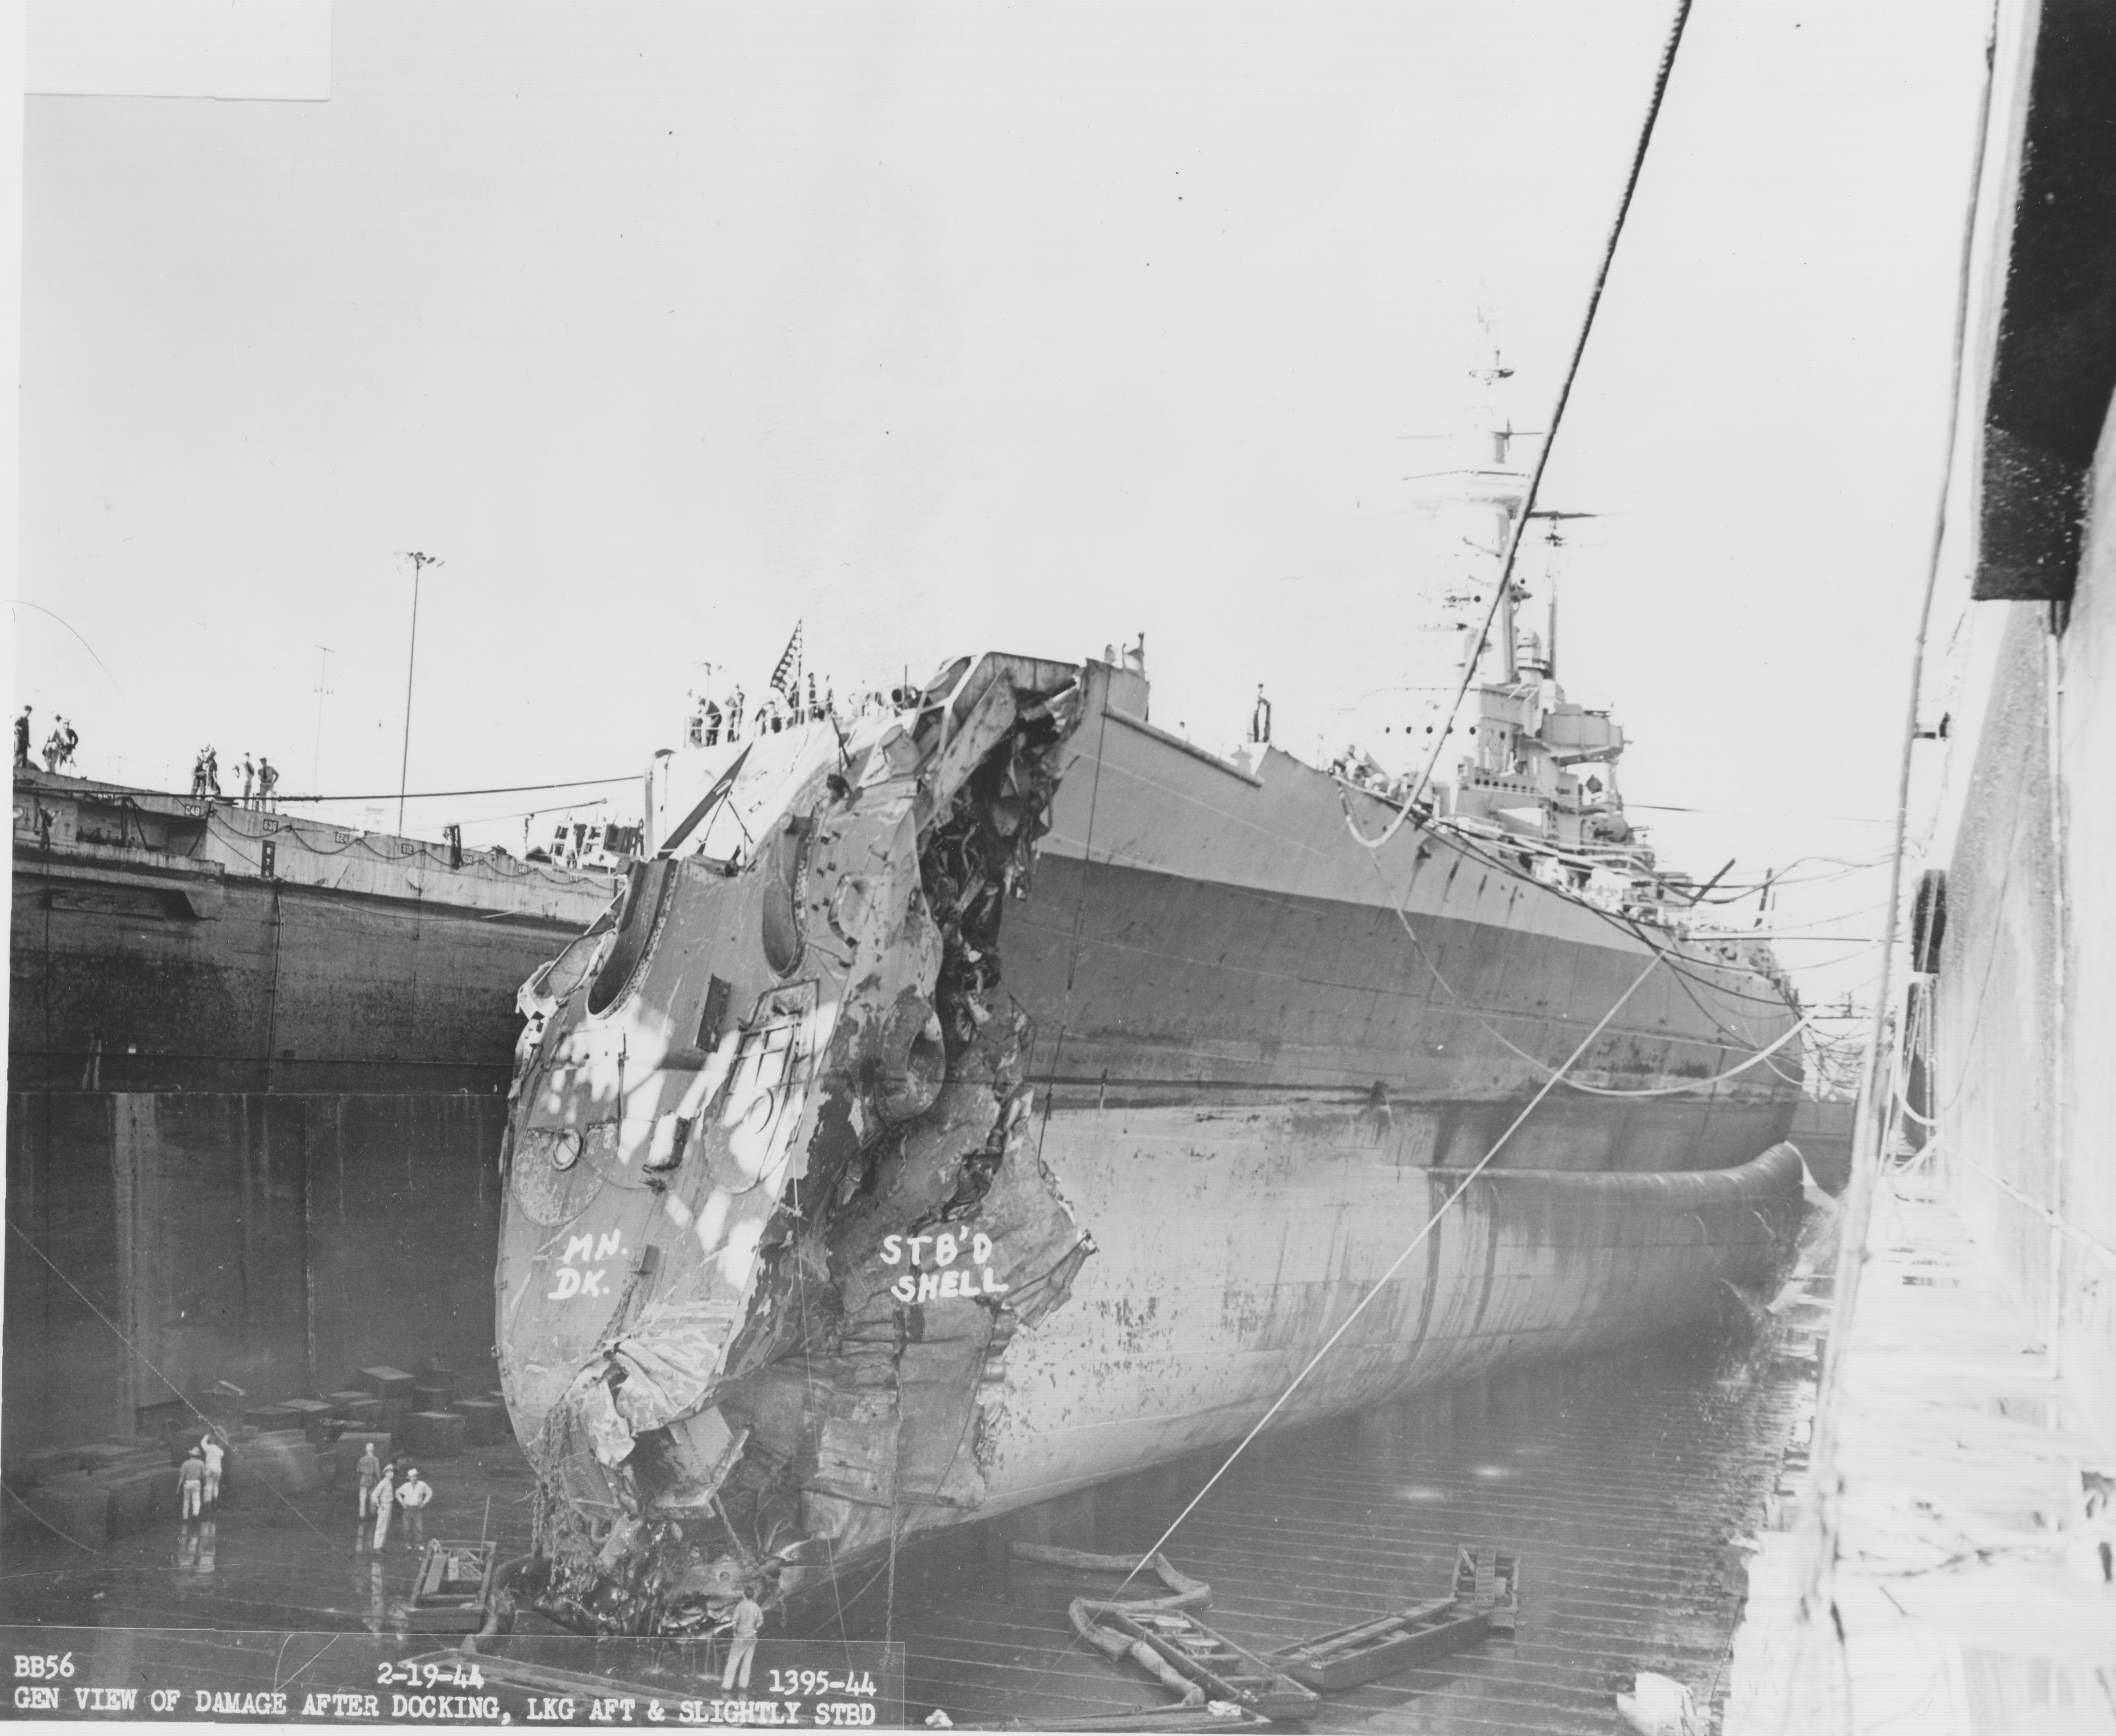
<box><xmin>792</xmin><ymin>1312</ymin><xmax>1826</xmax><ymax>1734</ymax></box>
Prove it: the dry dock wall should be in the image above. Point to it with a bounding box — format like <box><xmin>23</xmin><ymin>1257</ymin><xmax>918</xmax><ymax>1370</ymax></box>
<box><xmin>1937</xmin><ymin>403</ymin><xmax>2116</xmax><ymax>1451</ymax></box>
<box><xmin>4</xmin><ymin>1091</ymin><xmax>508</xmax><ymax>1457</ymax></box>
<box><xmin>10</xmin><ymin>864</ymin><xmax>577</xmax><ymax>1094</ymax></box>
<box><xmin>1935</xmin><ymin>607</ymin><xmax>2063</xmax><ymax>1298</ymax></box>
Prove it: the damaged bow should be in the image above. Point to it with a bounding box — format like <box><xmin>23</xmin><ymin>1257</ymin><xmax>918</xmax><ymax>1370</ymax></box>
<box><xmin>494</xmin><ymin>654</ymin><xmax>1093</xmax><ymax>1633</ymax></box>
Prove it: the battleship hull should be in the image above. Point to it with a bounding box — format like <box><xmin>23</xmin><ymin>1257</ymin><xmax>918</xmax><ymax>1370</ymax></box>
<box><xmin>493</xmin><ymin>653</ymin><xmax>1802</xmax><ymax>1624</ymax></box>
<box><xmin>967</xmin><ymin>1129</ymin><xmax>1799</xmax><ymax>1509</ymax></box>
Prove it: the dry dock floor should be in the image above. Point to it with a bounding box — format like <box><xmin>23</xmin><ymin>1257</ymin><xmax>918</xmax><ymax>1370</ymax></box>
<box><xmin>0</xmin><ymin>1292</ymin><xmax>1824</xmax><ymax>1732</ymax></box>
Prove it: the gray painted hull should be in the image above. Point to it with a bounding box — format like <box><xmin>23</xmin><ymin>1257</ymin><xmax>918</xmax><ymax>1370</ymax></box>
<box><xmin>493</xmin><ymin>655</ymin><xmax>1804</xmax><ymax>1608</ymax></box>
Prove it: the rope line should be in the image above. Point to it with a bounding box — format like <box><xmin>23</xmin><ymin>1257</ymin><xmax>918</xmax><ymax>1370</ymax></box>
<box><xmin>1942</xmin><ymin>1145</ymin><xmax>2116</xmax><ymax>1274</ymax></box>
<box><xmin>1</xmin><ymin>1480</ymin><xmax>103</xmax><ymax>1552</ymax></box>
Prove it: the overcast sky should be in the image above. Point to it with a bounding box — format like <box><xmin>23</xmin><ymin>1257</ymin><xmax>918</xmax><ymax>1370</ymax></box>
<box><xmin>15</xmin><ymin>1</ymin><xmax>1990</xmax><ymax>1009</ymax></box>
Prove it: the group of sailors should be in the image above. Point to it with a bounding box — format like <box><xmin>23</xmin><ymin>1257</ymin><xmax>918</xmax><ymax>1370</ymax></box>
<box><xmin>15</xmin><ymin>707</ymin><xmax>79</xmax><ymax>775</ymax></box>
<box><xmin>687</xmin><ymin>672</ymin><xmax>932</xmax><ymax>748</ymax></box>
<box><xmin>11</xmin><ymin>709</ymin><xmax>294</xmax><ymax>812</ymax></box>
<box><xmin>352</xmin><ymin>1445</ymin><xmax>434</xmax><ymax>1552</ymax></box>
<box><xmin>177</xmin><ymin>1431</ymin><xmax>227</xmax><ymax>1519</ymax></box>
<box><xmin>189</xmin><ymin>746</ymin><xmax>280</xmax><ymax>808</ymax></box>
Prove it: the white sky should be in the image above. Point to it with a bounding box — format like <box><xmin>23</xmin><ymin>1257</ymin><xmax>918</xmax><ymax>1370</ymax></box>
<box><xmin>14</xmin><ymin>1</ymin><xmax>1991</xmax><ymax>1011</ymax></box>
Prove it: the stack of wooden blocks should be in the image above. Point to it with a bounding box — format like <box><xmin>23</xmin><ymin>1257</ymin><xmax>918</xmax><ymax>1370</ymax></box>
<box><xmin>10</xmin><ymin>1438</ymin><xmax>182</xmax><ymax>1547</ymax></box>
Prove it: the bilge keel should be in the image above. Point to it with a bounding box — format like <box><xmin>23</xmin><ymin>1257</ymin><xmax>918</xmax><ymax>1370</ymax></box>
<box><xmin>495</xmin><ymin>651</ymin><xmax>1806</xmax><ymax>1632</ymax></box>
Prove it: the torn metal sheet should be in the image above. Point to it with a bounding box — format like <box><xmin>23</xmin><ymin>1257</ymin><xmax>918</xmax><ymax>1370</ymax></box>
<box><xmin>496</xmin><ymin>653</ymin><xmax>1088</xmax><ymax>1632</ymax></box>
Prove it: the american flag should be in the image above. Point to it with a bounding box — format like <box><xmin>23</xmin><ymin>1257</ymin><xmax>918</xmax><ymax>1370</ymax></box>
<box><xmin>769</xmin><ymin>622</ymin><xmax>803</xmax><ymax>697</ymax></box>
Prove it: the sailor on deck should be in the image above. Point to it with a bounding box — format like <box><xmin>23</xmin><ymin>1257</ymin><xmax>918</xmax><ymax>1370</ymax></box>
<box><xmin>179</xmin><ymin>1447</ymin><xmax>207</xmax><ymax>1521</ymax></box>
<box><xmin>200</xmin><ymin>1432</ymin><xmax>225</xmax><ymax>1508</ymax></box>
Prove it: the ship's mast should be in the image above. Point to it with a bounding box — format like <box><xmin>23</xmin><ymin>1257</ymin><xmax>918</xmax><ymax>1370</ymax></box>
<box><xmin>1466</xmin><ymin>342</ymin><xmax>1531</xmax><ymax>694</ymax></box>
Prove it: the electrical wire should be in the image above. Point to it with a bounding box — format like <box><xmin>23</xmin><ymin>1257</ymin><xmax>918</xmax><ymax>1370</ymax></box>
<box><xmin>9</xmin><ymin>599</ymin><xmax>123</xmax><ymax>693</ymax></box>
<box><xmin>1628</xmin><ymin>800</ymin><xmax>1893</xmax><ymax>828</ymax></box>
<box><xmin>277</xmin><ymin>774</ymin><xmax>637</xmax><ymax>805</ymax></box>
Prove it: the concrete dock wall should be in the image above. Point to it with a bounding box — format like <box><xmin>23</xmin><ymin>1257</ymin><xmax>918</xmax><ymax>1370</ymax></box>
<box><xmin>1937</xmin><ymin>401</ymin><xmax>2116</xmax><ymax>1450</ymax></box>
<box><xmin>4</xmin><ymin>1091</ymin><xmax>508</xmax><ymax>1457</ymax></box>
<box><xmin>11</xmin><ymin>864</ymin><xmax>577</xmax><ymax>1093</ymax></box>
<box><xmin>2050</xmin><ymin>404</ymin><xmax>2116</xmax><ymax>1445</ymax></box>
<box><xmin>1935</xmin><ymin>607</ymin><xmax>2064</xmax><ymax>1304</ymax></box>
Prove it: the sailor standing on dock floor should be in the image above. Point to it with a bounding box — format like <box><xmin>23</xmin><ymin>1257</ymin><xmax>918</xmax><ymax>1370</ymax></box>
<box><xmin>355</xmin><ymin>1443</ymin><xmax>381</xmax><ymax>1525</ymax></box>
<box><xmin>179</xmin><ymin>1448</ymin><xmax>206</xmax><ymax>1521</ymax></box>
<box><xmin>370</xmin><ymin>1461</ymin><xmax>396</xmax><ymax>1550</ymax></box>
<box><xmin>395</xmin><ymin>1467</ymin><xmax>431</xmax><ymax>1551</ymax></box>
<box><xmin>199</xmin><ymin>1432</ymin><xmax>224</xmax><ymax>1508</ymax></box>
<box><xmin>720</xmin><ymin>1590</ymin><xmax>764</xmax><ymax>1691</ymax></box>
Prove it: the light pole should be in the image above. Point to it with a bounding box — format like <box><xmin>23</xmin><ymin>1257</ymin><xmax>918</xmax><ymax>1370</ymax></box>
<box><xmin>396</xmin><ymin>552</ymin><xmax>442</xmax><ymax>833</ymax></box>
<box><xmin>312</xmin><ymin>645</ymin><xmax>333</xmax><ymax>794</ymax></box>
